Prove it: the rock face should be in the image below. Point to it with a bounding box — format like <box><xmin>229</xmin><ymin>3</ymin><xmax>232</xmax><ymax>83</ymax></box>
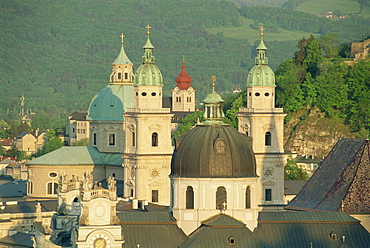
<box><xmin>283</xmin><ymin>107</ymin><xmax>356</xmax><ymax>158</ymax></box>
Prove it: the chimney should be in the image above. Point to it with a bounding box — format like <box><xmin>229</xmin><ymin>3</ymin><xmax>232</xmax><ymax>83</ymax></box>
<box><xmin>132</xmin><ymin>199</ymin><xmax>138</xmax><ymax>209</ymax></box>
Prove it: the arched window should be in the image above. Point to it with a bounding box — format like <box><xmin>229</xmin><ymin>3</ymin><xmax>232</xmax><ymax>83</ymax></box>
<box><xmin>118</xmin><ymin>72</ymin><xmax>122</xmax><ymax>80</ymax></box>
<box><xmin>216</xmin><ymin>186</ymin><xmax>227</xmax><ymax>210</ymax></box>
<box><xmin>47</xmin><ymin>182</ymin><xmax>58</xmax><ymax>195</ymax></box>
<box><xmin>265</xmin><ymin>132</ymin><xmax>271</xmax><ymax>146</ymax></box>
<box><xmin>132</xmin><ymin>131</ymin><xmax>135</xmax><ymax>147</ymax></box>
<box><xmin>246</xmin><ymin>186</ymin><xmax>251</xmax><ymax>209</ymax></box>
<box><xmin>152</xmin><ymin>132</ymin><xmax>158</xmax><ymax>147</ymax></box>
<box><xmin>186</xmin><ymin>186</ymin><xmax>194</xmax><ymax>209</ymax></box>
<box><xmin>93</xmin><ymin>133</ymin><xmax>97</xmax><ymax>145</ymax></box>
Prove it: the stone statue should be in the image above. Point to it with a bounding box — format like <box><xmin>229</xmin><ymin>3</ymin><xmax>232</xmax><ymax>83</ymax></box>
<box><xmin>36</xmin><ymin>202</ymin><xmax>42</xmax><ymax>222</ymax></box>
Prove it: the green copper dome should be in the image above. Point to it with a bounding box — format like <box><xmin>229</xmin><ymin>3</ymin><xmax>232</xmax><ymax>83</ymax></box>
<box><xmin>134</xmin><ymin>36</ymin><xmax>163</xmax><ymax>86</ymax></box>
<box><xmin>246</xmin><ymin>30</ymin><xmax>275</xmax><ymax>86</ymax></box>
<box><xmin>87</xmin><ymin>84</ymin><xmax>134</xmax><ymax>121</ymax></box>
<box><xmin>246</xmin><ymin>65</ymin><xmax>275</xmax><ymax>86</ymax></box>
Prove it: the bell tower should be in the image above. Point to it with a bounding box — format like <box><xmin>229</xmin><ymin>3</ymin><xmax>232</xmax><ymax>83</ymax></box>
<box><xmin>237</xmin><ymin>27</ymin><xmax>287</xmax><ymax>211</ymax></box>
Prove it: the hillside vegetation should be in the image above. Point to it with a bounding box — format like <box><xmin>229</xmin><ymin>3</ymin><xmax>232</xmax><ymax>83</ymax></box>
<box><xmin>1</xmin><ymin>0</ymin><xmax>370</xmax><ymax>140</ymax></box>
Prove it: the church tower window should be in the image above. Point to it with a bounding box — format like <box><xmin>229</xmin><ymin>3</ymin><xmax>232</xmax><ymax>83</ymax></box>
<box><xmin>152</xmin><ymin>132</ymin><xmax>158</xmax><ymax>147</ymax></box>
<box><xmin>118</xmin><ymin>73</ymin><xmax>121</xmax><ymax>80</ymax></box>
<box><xmin>132</xmin><ymin>131</ymin><xmax>135</xmax><ymax>146</ymax></box>
<box><xmin>265</xmin><ymin>188</ymin><xmax>272</xmax><ymax>201</ymax></box>
<box><xmin>152</xmin><ymin>190</ymin><xmax>159</xmax><ymax>202</ymax></box>
<box><xmin>93</xmin><ymin>133</ymin><xmax>97</xmax><ymax>145</ymax></box>
<box><xmin>109</xmin><ymin>133</ymin><xmax>116</xmax><ymax>146</ymax></box>
<box><xmin>125</xmin><ymin>73</ymin><xmax>128</xmax><ymax>79</ymax></box>
<box><xmin>28</xmin><ymin>181</ymin><xmax>33</xmax><ymax>194</ymax></box>
<box><xmin>246</xmin><ymin>186</ymin><xmax>251</xmax><ymax>209</ymax></box>
<box><xmin>47</xmin><ymin>182</ymin><xmax>58</xmax><ymax>195</ymax></box>
<box><xmin>216</xmin><ymin>186</ymin><xmax>227</xmax><ymax>210</ymax></box>
<box><xmin>186</xmin><ymin>186</ymin><xmax>194</xmax><ymax>209</ymax></box>
<box><xmin>265</xmin><ymin>132</ymin><xmax>271</xmax><ymax>146</ymax></box>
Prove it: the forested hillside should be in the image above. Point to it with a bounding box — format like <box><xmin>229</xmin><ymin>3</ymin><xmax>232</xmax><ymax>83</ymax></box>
<box><xmin>1</xmin><ymin>0</ymin><xmax>370</xmax><ymax>137</ymax></box>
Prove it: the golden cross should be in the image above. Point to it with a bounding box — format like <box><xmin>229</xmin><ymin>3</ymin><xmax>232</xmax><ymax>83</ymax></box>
<box><xmin>120</xmin><ymin>33</ymin><xmax>125</xmax><ymax>44</ymax></box>
<box><xmin>259</xmin><ymin>25</ymin><xmax>265</xmax><ymax>36</ymax></box>
<box><xmin>182</xmin><ymin>55</ymin><xmax>185</xmax><ymax>63</ymax></box>
<box><xmin>222</xmin><ymin>202</ymin><xmax>227</xmax><ymax>212</ymax></box>
<box><xmin>146</xmin><ymin>24</ymin><xmax>152</xmax><ymax>35</ymax></box>
<box><xmin>211</xmin><ymin>75</ymin><xmax>216</xmax><ymax>92</ymax></box>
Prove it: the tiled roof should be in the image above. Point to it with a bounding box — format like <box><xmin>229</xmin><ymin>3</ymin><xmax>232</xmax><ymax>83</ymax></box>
<box><xmin>0</xmin><ymin>176</ymin><xmax>26</xmax><ymax>198</ymax></box>
<box><xmin>179</xmin><ymin>214</ymin><xmax>270</xmax><ymax>248</ymax></box>
<box><xmin>287</xmin><ymin>138</ymin><xmax>369</xmax><ymax>212</ymax></box>
<box><xmin>25</xmin><ymin>146</ymin><xmax>123</xmax><ymax>166</ymax></box>
<box><xmin>118</xmin><ymin>211</ymin><xmax>176</xmax><ymax>223</ymax></box>
<box><xmin>284</xmin><ymin>180</ymin><xmax>307</xmax><ymax>195</ymax></box>
<box><xmin>0</xmin><ymin>200</ymin><xmax>57</xmax><ymax>214</ymax></box>
<box><xmin>122</xmin><ymin>223</ymin><xmax>186</xmax><ymax>248</ymax></box>
<box><xmin>254</xmin><ymin>211</ymin><xmax>370</xmax><ymax>248</ymax></box>
<box><xmin>258</xmin><ymin>211</ymin><xmax>359</xmax><ymax>223</ymax></box>
<box><xmin>0</xmin><ymin>232</ymin><xmax>34</xmax><ymax>247</ymax></box>
<box><xmin>69</xmin><ymin>111</ymin><xmax>88</xmax><ymax>121</ymax></box>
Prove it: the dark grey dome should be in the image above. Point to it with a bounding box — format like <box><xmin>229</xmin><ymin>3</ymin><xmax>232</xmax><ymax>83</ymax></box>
<box><xmin>171</xmin><ymin>125</ymin><xmax>257</xmax><ymax>178</ymax></box>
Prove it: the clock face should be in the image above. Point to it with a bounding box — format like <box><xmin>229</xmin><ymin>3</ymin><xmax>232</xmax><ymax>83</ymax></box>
<box><xmin>90</xmin><ymin>234</ymin><xmax>111</xmax><ymax>248</ymax></box>
<box><xmin>263</xmin><ymin>167</ymin><xmax>274</xmax><ymax>178</ymax></box>
<box><xmin>94</xmin><ymin>238</ymin><xmax>107</xmax><ymax>248</ymax></box>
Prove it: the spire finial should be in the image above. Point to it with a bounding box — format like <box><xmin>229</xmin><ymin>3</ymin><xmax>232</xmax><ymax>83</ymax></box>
<box><xmin>259</xmin><ymin>25</ymin><xmax>265</xmax><ymax>37</ymax></box>
<box><xmin>182</xmin><ymin>55</ymin><xmax>185</xmax><ymax>63</ymax></box>
<box><xmin>146</xmin><ymin>24</ymin><xmax>152</xmax><ymax>35</ymax></box>
<box><xmin>120</xmin><ymin>33</ymin><xmax>125</xmax><ymax>45</ymax></box>
<box><xmin>211</xmin><ymin>75</ymin><xmax>216</xmax><ymax>93</ymax></box>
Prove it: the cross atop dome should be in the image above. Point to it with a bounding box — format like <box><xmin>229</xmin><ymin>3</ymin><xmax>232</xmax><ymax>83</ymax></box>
<box><xmin>120</xmin><ymin>33</ymin><xmax>125</xmax><ymax>44</ymax></box>
<box><xmin>146</xmin><ymin>24</ymin><xmax>152</xmax><ymax>35</ymax></box>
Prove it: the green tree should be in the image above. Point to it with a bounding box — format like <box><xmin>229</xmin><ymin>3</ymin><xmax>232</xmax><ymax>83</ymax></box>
<box><xmin>173</xmin><ymin>111</ymin><xmax>204</xmax><ymax>138</ymax></box>
<box><xmin>33</xmin><ymin>130</ymin><xmax>63</xmax><ymax>158</ymax></box>
<box><xmin>5</xmin><ymin>144</ymin><xmax>26</xmax><ymax>161</ymax></box>
<box><xmin>284</xmin><ymin>154</ymin><xmax>308</xmax><ymax>180</ymax></box>
<box><xmin>275</xmin><ymin>59</ymin><xmax>304</xmax><ymax>113</ymax></box>
<box><xmin>303</xmin><ymin>39</ymin><xmax>323</xmax><ymax>76</ymax></box>
<box><xmin>225</xmin><ymin>93</ymin><xmax>246</xmax><ymax>129</ymax></box>
<box><xmin>318</xmin><ymin>33</ymin><xmax>339</xmax><ymax>58</ymax></box>
<box><xmin>301</xmin><ymin>72</ymin><xmax>317</xmax><ymax>107</ymax></box>
<box><xmin>74</xmin><ymin>138</ymin><xmax>89</xmax><ymax>146</ymax></box>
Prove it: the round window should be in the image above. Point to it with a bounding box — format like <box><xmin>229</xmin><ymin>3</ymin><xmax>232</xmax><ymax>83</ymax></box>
<box><xmin>151</xmin><ymin>92</ymin><xmax>156</xmax><ymax>96</ymax></box>
<box><xmin>142</xmin><ymin>92</ymin><xmax>147</xmax><ymax>96</ymax></box>
<box><xmin>265</xmin><ymin>92</ymin><xmax>269</xmax><ymax>97</ymax></box>
<box><xmin>255</xmin><ymin>92</ymin><xmax>260</xmax><ymax>97</ymax></box>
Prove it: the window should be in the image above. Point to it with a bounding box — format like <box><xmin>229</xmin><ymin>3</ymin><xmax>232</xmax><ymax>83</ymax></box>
<box><xmin>216</xmin><ymin>186</ymin><xmax>227</xmax><ymax>210</ymax></box>
<box><xmin>130</xmin><ymin>189</ymin><xmax>134</xmax><ymax>197</ymax></box>
<box><xmin>265</xmin><ymin>189</ymin><xmax>272</xmax><ymax>201</ymax></box>
<box><xmin>93</xmin><ymin>133</ymin><xmax>97</xmax><ymax>145</ymax></box>
<box><xmin>49</xmin><ymin>172</ymin><xmax>57</xmax><ymax>178</ymax></box>
<box><xmin>152</xmin><ymin>132</ymin><xmax>158</xmax><ymax>147</ymax></box>
<box><xmin>132</xmin><ymin>131</ymin><xmax>135</xmax><ymax>146</ymax></box>
<box><xmin>246</xmin><ymin>186</ymin><xmax>251</xmax><ymax>209</ymax></box>
<box><xmin>152</xmin><ymin>190</ymin><xmax>159</xmax><ymax>202</ymax></box>
<box><xmin>265</xmin><ymin>132</ymin><xmax>271</xmax><ymax>146</ymax></box>
<box><xmin>187</xmin><ymin>97</ymin><xmax>191</xmax><ymax>102</ymax></box>
<box><xmin>47</xmin><ymin>182</ymin><xmax>58</xmax><ymax>195</ymax></box>
<box><xmin>228</xmin><ymin>236</ymin><xmax>236</xmax><ymax>245</ymax></box>
<box><xmin>125</xmin><ymin>73</ymin><xmax>128</xmax><ymax>79</ymax></box>
<box><xmin>118</xmin><ymin>72</ymin><xmax>122</xmax><ymax>79</ymax></box>
<box><xmin>109</xmin><ymin>133</ymin><xmax>116</xmax><ymax>146</ymax></box>
<box><xmin>186</xmin><ymin>186</ymin><xmax>194</xmax><ymax>209</ymax></box>
<box><xmin>28</xmin><ymin>181</ymin><xmax>33</xmax><ymax>194</ymax></box>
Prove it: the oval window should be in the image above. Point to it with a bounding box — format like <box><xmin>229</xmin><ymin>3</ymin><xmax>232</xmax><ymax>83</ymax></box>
<box><xmin>265</xmin><ymin>92</ymin><xmax>269</xmax><ymax>97</ymax></box>
<box><xmin>151</xmin><ymin>92</ymin><xmax>156</xmax><ymax>96</ymax></box>
<box><xmin>142</xmin><ymin>92</ymin><xmax>147</xmax><ymax>96</ymax></box>
<box><xmin>255</xmin><ymin>92</ymin><xmax>260</xmax><ymax>97</ymax></box>
<box><xmin>49</xmin><ymin>172</ymin><xmax>57</xmax><ymax>178</ymax></box>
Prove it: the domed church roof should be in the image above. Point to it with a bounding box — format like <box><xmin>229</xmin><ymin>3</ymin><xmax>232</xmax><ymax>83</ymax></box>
<box><xmin>171</xmin><ymin>125</ymin><xmax>256</xmax><ymax>178</ymax></box>
<box><xmin>246</xmin><ymin>26</ymin><xmax>275</xmax><ymax>87</ymax></box>
<box><xmin>87</xmin><ymin>84</ymin><xmax>133</xmax><ymax>121</ymax></box>
<box><xmin>87</xmin><ymin>35</ymin><xmax>134</xmax><ymax>121</ymax></box>
<box><xmin>171</xmin><ymin>77</ymin><xmax>256</xmax><ymax>178</ymax></box>
<box><xmin>134</xmin><ymin>26</ymin><xmax>163</xmax><ymax>87</ymax></box>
